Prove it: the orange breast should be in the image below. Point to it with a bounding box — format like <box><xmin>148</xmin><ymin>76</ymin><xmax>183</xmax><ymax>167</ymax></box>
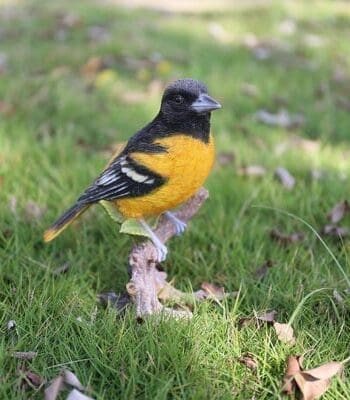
<box><xmin>113</xmin><ymin>133</ymin><xmax>215</xmax><ymax>218</ymax></box>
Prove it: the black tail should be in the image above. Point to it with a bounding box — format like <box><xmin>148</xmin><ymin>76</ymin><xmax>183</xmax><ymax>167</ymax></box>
<box><xmin>43</xmin><ymin>202</ymin><xmax>89</xmax><ymax>242</ymax></box>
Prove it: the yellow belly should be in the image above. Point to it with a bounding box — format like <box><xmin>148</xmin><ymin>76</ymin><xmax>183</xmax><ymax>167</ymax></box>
<box><xmin>114</xmin><ymin>134</ymin><xmax>215</xmax><ymax>218</ymax></box>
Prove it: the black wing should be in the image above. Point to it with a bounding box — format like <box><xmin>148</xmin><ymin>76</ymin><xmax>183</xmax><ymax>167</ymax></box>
<box><xmin>77</xmin><ymin>153</ymin><xmax>166</xmax><ymax>205</ymax></box>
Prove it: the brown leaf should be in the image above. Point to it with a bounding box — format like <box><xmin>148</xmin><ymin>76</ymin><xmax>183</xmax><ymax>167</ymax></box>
<box><xmin>321</xmin><ymin>224</ymin><xmax>349</xmax><ymax>239</ymax></box>
<box><xmin>81</xmin><ymin>56</ymin><xmax>104</xmax><ymax>77</ymax></box>
<box><xmin>237</xmin><ymin>165</ymin><xmax>266</xmax><ymax>177</ymax></box>
<box><xmin>253</xmin><ymin>260</ymin><xmax>274</xmax><ymax>280</ymax></box>
<box><xmin>282</xmin><ymin>355</ymin><xmax>303</xmax><ymax>394</ymax></box>
<box><xmin>255</xmin><ymin>109</ymin><xmax>304</xmax><ymax>129</ymax></box>
<box><xmin>157</xmin><ymin>282</ymin><xmax>186</xmax><ymax>303</ymax></box>
<box><xmin>281</xmin><ymin>357</ymin><xmax>343</xmax><ymax>400</ymax></box>
<box><xmin>200</xmin><ymin>282</ymin><xmax>225</xmax><ymax>301</ymax></box>
<box><xmin>270</xmin><ymin>228</ymin><xmax>304</xmax><ymax>246</ymax></box>
<box><xmin>45</xmin><ymin>375</ymin><xmax>65</xmax><ymax>400</ymax></box>
<box><xmin>66</xmin><ymin>389</ymin><xmax>94</xmax><ymax>400</ymax></box>
<box><xmin>25</xmin><ymin>201</ymin><xmax>47</xmax><ymax>221</ymax></box>
<box><xmin>19</xmin><ymin>368</ymin><xmax>45</xmax><ymax>390</ymax></box>
<box><xmin>0</xmin><ymin>101</ymin><xmax>15</xmax><ymax>116</ymax></box>
<box><xmin>216</xmin><ymin>151</ymin><xmax>235</xmax><ymax>166</ymax></box>
<box><xmin>238</xmin><ymin>354</ymin><xmax>258</xmax><ymax>370</ymax></box>
<box><xmin>97</xmin><ymin>291</ymin><xmax>131</xmax><ymax>313</ymax></box>
<box><xmin>239</xmin><ymin>310</ymin><xmax>277</xmax><ymax>327</ymax></box>
<box><xmin>63</xmin><ymin>369</ymin><xmax>85</xmax><ymax>391</ymax></box>
<box><xmin>52</xmin><ymin>262</ymin><xmax>70</xmax><ymax>276</ymax></box>
<box><xmin>274</xmin><ymin>167</ymin><xmax>296</xmax><ymax>189</ymax></box>
<box><xmin>294</xmin><ymin>362</ymin><xmax>343</xmax><ymax>400</ymax></box>
<box><xmin>273</xmin><ymin>322</ymin><xmax>296</xmax><ymax>345</ymax></box>
<box><xmin>327</xmin><ymin>200</ymin><xmax>350</xmax><ymax>224</ymax></box>
<box><xmin>13</xmin><ymin>351</ymin><xmax>37</xmax><ymax>360</ymax></box>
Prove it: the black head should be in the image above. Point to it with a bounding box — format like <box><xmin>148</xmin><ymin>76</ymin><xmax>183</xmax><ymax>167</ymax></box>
<box><xmin>158</xmin><ymin>78</ymin><xmax>221</xmax><ymax>142</ymax></box>
<box><xmin>160</xmin><ymin>78</ymin><xmax>221</xmax><ymax>116</ymax></box>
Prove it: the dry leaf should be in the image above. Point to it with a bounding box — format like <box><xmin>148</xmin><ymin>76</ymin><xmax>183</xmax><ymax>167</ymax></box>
<box><xmin>45</xmin><ymin>375</ymin><xmax>65</xmax><ymax>400</ymax></box>
<box><xmin>81</xmin><ymin>56</ymin><xmax>104</xmax><ymax>77</ymax></box>
<box><xmin>87</xmin><ymin>25</ymin><xmax>110</xmax><ymax>43</ymax></box>
<box><xmin>321</xmin><ymin>225</ymin><xmax>349</xmax><ymax>239</ymax></box>
<box><xmin>255</xmin><ymin>109</ymin><xmax>304</xmax><ymax>129</ymax></box>
<box><xmin>0</xmin><ymin>101</ymin><xmax>15</xmax><ymax>116</ymax></box>
<box><xmin>238</xmin><ymin>354</ymin><xmax>258</xmax><ymax>370</ymax></box>
<box><xmin>63</xmin><ymin>370</ymin><xmax>85</xmax><ymax>391</ymax></box>
<box><xmin>274</xmin><ymin>167</ymin><xmax>296</xmax><ymax>189</ymax></box>
<box><xmin>199</xmin><ymin>282</ymin><xmax>225</xmax><ymax>300</ymax></box>
<box><xmin>157</xmin><ymin>282</ymin><xmax>186</xmax><ymax>303</ymax></box>
<box><xmin>270</xmin><ymin>228</ymin><xmax>304</xmax><ymax>245</ymax></box>
<box><xmin>217</xmin><ymin>152</ymin><xmax>235</xmax><ymax>166</ymax></box>
<box><xmin>57</xmin><ymin>12</ymin><xmax>82</xmax><ymax>29</ymax></box>
<box><xmin>327</xmin><ymin>200</ymin><xmax>350</xmax><ymax>224</ymax></box>
<box><xmin>19</xmin><ymin>368</ymin><xmax>45</xmax><ymax>390</ymax></box>
<box><xmin>239</xmin><ymin>310</ymin><xmax>277</xmax><ymax>327</ymax></box>
<box><xmin>66</xmin><ymin>389</ymin><xmax>94</xmax><ymax>400</ymax></box>
<box><xmin>285</xmin><ymin>356</ymin><xmax>341</xmax><ymax>400</ymax></box>
<box><xmin>97</xmin><ymin>291</ymin><xmax>131</xmax><ymax>313</ymax></box>
<box><xmin>273</xmin><ymin>322</ymin><xmax>296</xmax><ymax>345</ymax></box>
<box><xmin>0</xmin><ymin>52</ymin><xmax>8</xmax><ymax>74</ymax></box>
<box><xmin>253</xmin><ymin>260</ymin><xmax>274</xmax><ymax>280</ymax></box>
<box><xmin>282</xmin><ymin>355</ymin><xmax>303</xmax><ymax>394</ymax></box>
<box><xmin>52</xmin><ymin>262</ymin><xmax>70</xmax><ymax>276</ymax></box>
<box><xmin>13</xmin><ymin>351</ymin><xmax>37</xmax><ymax>360</ymax></box>
<box><xmin>237</xmin><ymin>165</ymin><xmax>266</xmax><ymax>177</ymax></box>
<box><xmin>25</xmin><ymin>201</ymin><xmax>47</xmax><ymax>221</ymax></box>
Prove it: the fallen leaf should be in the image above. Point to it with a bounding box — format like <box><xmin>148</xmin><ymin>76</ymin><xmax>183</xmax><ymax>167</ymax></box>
<box><xmin>13</xmin><ymin>351</ymin><xmax>37</xmax><ymax>360</ymax></box>
<box><xmin>25</xmin><ymin>201</ymin><xmax>47</xmax><ymax>221</ymax></box>
<box><xmin>333</xmin><ymin>289</ymin><xmax>344</xmax><ymax>306</ymax></box>
<box><xmin>321</xmin><ymin>224</ymin><xmax>349</xmax><ymax>239</ymax></box>
<box><xmin>7</xmin><ymin>320</ymin><xmax>16</xmax><ymax>330</ymax></box>
<box><xmin>239</xmin><ymin>310</ymin><xmax>277</xmax><ymax>327</ymax></box>
<box><xmin>282</xmin><ymin>356</ymin><xmax>343</xmax><ymax>399</ymax></box>
<box><xmin>52</xmin><ymin>262</ymin><xmax>70</xmax><ymax>276</ymax></box>
<box><xmin>97</xmin><ymin>291</ymin><xmax>131</xmax><ymax>313</ymax></box>
<box><xmin>199</xmin><ymin>282</ymin><xmax>225</xmax><ymax>301</ymax></box>
<box><xmin>327</xmin><ymin>200</ymin><xmax>350</xmax><ymax>224</ymax></box>
<box><xmin>273</xmin><ymin>322</ymin><xmax>296</xmax><ymax>345</ymax></box>
<box><xmin>0</xmin><ymin>101</ymin><xmax>15</xmax><ymax>116</ymax></box>
<box><xmin>81</xmin><ymin>56</ymin><xmax>104</xmax><ymax>77</ymax></box>
<box><xmin>253</xmin><ymin>260</ymin><xmax>274</xmax><ymax>280</ymax></box>
<box><xmin>19</xmin><ymin>368</ymin><xmax>45</xmax><ymax>390</ymax></box>
<box><xmin>216</xmin><ymin>151</ymin><xmax>235</xmax><ymax>166</ymax></box>
<box><xmin>255</xmin><ymin>109</ymin><xmax>304</xmax><ymax>129</ymax></box>
<box><xmin>274</xmin><ymin>167</ymin><xmax>296</xmax><ymax>189</ymax></box>
<box><xmin>0</xmin><ymin>52</ymin><xmax>8</xmax><ymax>74</ymax></box>
<box><xmin>237</xmin><ymin>165</ymin><xmax>266</xmax><ymax>177</ymax></box>
<box><xmin>45</xmin><ymin>375</ymin><xmax>65</xmax><ymax>400</ymax></box>
<box><xmin>63</xmin><ymin>370</ymin><xmax>85</xmax><ymax>391</ymax></box>
<box><xmin>294</xmin><ymin>361</ymin><xmax>343</xmax><ymax>400</ymax></box>
<box><xmin>87</xmin><ymin>25</ymin><xmax>111</xmax><ymax>43</ymax></box>
<box><xmin>240</xmin><ymin>83</ymin><xmax>259</xmax><ymax>97</ymax></box>
<box><xmin>66</xmin><ymin>389</ymin><xmax>94</xmax><ymax>400</ymax></box>
<box><xmin>282</xmin><ymin>355</ymin><xmax>303</xmax><ymax>395</ymax></box>
<box><xmin>157</xmin><ymin>282</ymin><xmax>186</xmax><ymax>303</ymax></box>
<box><xmin>57</xmin><ymin>12</ymin><xmax>82</xmax><ymax>29</ymax></box>
<box><xmin>238</xmin><ymin>354</ymin><xmax>258</xmax><ymax>370</ymax></box>
<box><xmin>270</xmin><ymin>228</ymin><xmax>304</xmax><ymax>245</ymax></box>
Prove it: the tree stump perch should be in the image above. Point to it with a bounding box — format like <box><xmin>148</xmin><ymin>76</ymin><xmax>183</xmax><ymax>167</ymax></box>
<box><xmin>126</xmin><ymin>188</ymin><xmax>209</xmax><ymax>318</ymax></box>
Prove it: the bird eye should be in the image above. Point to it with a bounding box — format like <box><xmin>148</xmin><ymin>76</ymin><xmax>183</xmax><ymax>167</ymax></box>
<box><xmin>174</xmin><ymin>94</ymin><xmax>184</xmax><ymax>104</ymax></box>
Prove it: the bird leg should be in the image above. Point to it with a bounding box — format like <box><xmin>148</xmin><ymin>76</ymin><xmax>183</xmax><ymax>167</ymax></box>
<box><xmin>139</xmin><ymin>219</ymin><xmax>168</xmax><ymax>262</ymax></box>
<box><xmin>126</xmin><ymin>188</ymin><xmax>209</xmax><ymax>318</ymax></box>
<box><xmin>164</xmin><ymin>211</ymin><xmax>187</xmax><ymax>236</ymax></box>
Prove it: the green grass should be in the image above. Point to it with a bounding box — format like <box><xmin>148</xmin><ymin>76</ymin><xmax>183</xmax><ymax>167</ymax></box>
<box><xmin>1</xmin><ymin>0</ymin><xmax>350</xmax><ymax>398</ymax></box>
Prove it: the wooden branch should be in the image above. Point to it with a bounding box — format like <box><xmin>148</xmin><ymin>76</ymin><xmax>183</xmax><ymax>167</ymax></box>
<box><xmin>126</xmin><ymin>188</ymin><xmax>209</xmax><ymax>318</ymax></box>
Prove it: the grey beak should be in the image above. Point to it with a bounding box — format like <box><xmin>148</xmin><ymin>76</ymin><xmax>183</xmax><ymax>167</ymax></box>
<box><xmin>191</xmin><ymin>93</ymin><xmax>222</xmax><ymax>113</ymax></box>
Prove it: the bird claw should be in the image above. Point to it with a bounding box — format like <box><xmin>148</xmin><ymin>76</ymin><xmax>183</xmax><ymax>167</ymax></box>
<box><xmin>165</xmin><ymin>212</ymin><xmax>187</xmax><ymax>236</ymax></box>
<box><xmin>155</xmin><ymin>242</ymin><xmax>168</xmax><ymax>263</ymax></box>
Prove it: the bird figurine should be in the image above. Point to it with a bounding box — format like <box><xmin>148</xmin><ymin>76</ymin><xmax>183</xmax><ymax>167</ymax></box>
<box><xmin>44</xmin><ymin>78</ymin><xmax>221</xmax><ymax>261</ymax></box>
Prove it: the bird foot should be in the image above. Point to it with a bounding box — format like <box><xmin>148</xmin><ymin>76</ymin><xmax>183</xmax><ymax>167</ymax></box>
<box><xmin>165</xmin><ymin>212</ymin><xmax>187</xmax><ymax>236</ymax></box>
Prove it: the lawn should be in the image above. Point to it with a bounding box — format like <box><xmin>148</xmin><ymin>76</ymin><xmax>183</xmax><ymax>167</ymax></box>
<box><xmin>1</xmin><ymin>0</ymin><xmax>350</xmax><ymax>398</ymax></box>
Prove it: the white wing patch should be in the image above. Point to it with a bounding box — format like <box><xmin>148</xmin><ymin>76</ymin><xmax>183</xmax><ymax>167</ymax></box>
<box><xmin>96</xmin><ymin>156</ymin><xmax>155</xmax><ymax>187</ymax></box>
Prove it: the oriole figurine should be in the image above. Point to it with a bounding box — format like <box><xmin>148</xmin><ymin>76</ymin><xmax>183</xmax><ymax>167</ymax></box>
<box><xmin>44</xmin><ymin>78</ymin><xmax>221</xmax><ymax>261</ymax></box>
